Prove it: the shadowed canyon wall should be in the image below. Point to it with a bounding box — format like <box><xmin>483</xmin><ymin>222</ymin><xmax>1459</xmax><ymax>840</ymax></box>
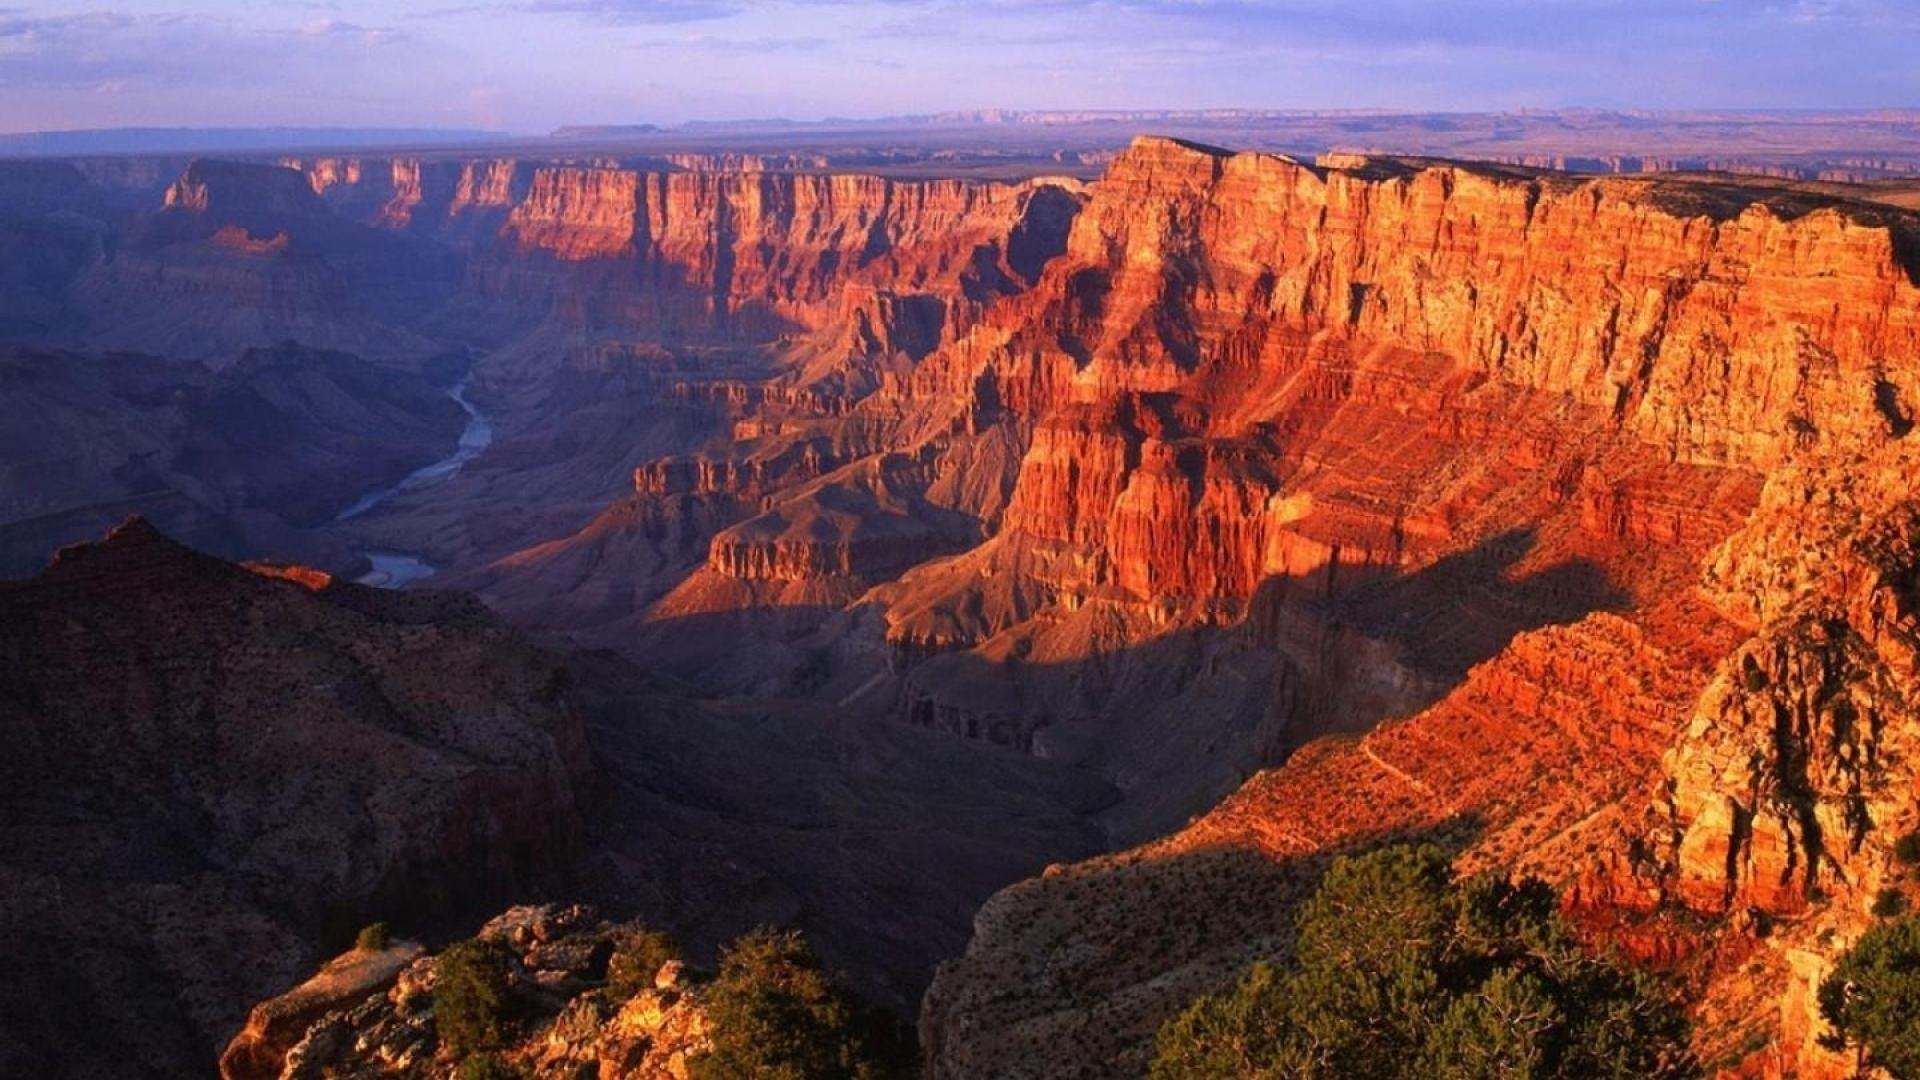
<box><xmin>0</xmin><ymin>521</ymin><xmax>590</xmax><ymax>1079</ymax></box>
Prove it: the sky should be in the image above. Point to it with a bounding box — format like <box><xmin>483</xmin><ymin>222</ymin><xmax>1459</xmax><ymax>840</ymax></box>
<box><xmin>1</xmin><ymin>0</ymin><xmax>1918</xmax><ymax>134</ymax></box>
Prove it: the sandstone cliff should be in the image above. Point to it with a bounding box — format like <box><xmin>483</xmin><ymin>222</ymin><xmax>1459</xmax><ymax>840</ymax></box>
<box><xmin>908</xmin><ymin>138</ymin><xmax>1920</xmax><ymax>1078</ymax></box>
<box><xmin>397</xmin><ymin>141</ymin><xmax>1920</xmax><ymax>1079</ymax></box>
<box><xmin>477</xmin><ymin>139</ymin><xmax>1917</xmax><ymax>865</ymax></box>
<box><xmin>286</xmin><ymin>154</ymin><xmax>1085</xmax><ymax>354</ymax></box>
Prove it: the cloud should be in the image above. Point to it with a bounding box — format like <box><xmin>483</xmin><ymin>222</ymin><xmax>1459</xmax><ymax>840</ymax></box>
<box><xmin>514</xmin><ymin>0</ymin><xmax>747</xmax><ymax>23</ymax></box>
<box><xmin>2</xmin><ymin>0</ymin><xmax>1917</xmax><ymax>131</ymax></box>
<box><xmin>297</xmin><ymin>17</ymin><xmax>408</xmax><ymax>45</ymax></box>
<box><xmin>628</xmin><ymin>31</ymin><xmax>835</xmax><ymax>52</ymax></box>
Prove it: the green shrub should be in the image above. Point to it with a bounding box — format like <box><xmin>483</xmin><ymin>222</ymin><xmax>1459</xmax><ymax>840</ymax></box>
<box><xmin>605</xmin><ymin>927</ymin><xmax>681</xmax><ymax>1001</ymax></box>
<box><xmin>436</xmin><ymin>938</ymin><xmax>517</xmax><ymax>1055</ymax></box>
<box><xmin>1819</xmin><ymin>915</ymin><xmax>1920</xmax><ymax>1079</ymax></box>
<box><xmin>1149</xmin><ymin>844</ymin><xmax>1695</xmax><ymax>1080</ymax></box>
<box><xmin>355</xmin><ymin>922</ymin><xmax>391</xmax><ymax>952</ymax></box>
<box><xmin>690</xmin><ymin>927</ymin><xmax>885</xmax><ymax>1080</ymax></box>
<box><xmin>1873</xmin><ymin>888</ymin><xmax>1910</xmax><ymax>919</ymax></box>
<box><xmin>1894</xmin><ymin>831</ymin><xmax>1920</xmax><ymax>867</ymax></box>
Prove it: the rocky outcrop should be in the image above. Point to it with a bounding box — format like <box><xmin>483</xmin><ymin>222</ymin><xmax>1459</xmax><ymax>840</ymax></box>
<box><xmin>222</xmin><ymin>905</ymin><xmax>712</xmax><ymax>1080</ymax></box>
<box><xmin>0</xmin><ymin>520</ymin><xmax>591</xmax><ymax>1079</ymax></box>
<box><xmin>219</xmin><ymin>941</ymin><xmax>426</xmax><ymax>1080</ymax></box>
<box><xmin>1589</xmin><ymin>441</ymin><xmax>1920</xmax><ymax>1076</ymax></box>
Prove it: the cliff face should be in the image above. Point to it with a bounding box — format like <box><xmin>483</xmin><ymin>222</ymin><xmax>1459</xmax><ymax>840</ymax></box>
<box><xmin>901</xmin><ymin>139</ymin><xmax>1920</xmax><ymax>1078</ymax></box>
<box><xmin>286</xmin><ymin>155</ymin><xmax>1084</xmax><ymax>350</ymax></box>
<box><xmin>482</xmin><ymin>142</ymin><xmax>1914</xmax><ymax>831</ymax></box>
<box><xmin>0</xmin><ymin>520</ymin><xmax>591</xmax><ymax>1080</ymax></box>
<box><xmin>36</xmin><ymin>154</ymin><xmax>1084</xmax><ymax>368</ymax></box>
<box><xmin>488</xmin><ymin>166</ymin><xmax>1079</xmax><ymax>351</ymax></box>
<box><xmin>304</xmin><ymin>141</ymin><xmax>1918</xmax><ymax>1077</ymax></box>
<box><xmin>916</xmin><ymin>138</ymin><xmax>1913</xmax><ymax>611</ymax></box>
<box><xmin>1008</xmin><ymin>140</ymin><xmax>1917</xmax><ymax>466</ymax></box>
<box><xmin>1592</xmin><ymin>441</ymin><xmax>1920</xmax><ymax>1076</ymax></box>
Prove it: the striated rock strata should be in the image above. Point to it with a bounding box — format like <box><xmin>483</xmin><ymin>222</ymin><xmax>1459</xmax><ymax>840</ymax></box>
<box><xmin>909</xmin><ymin>138</ymin><xmax>1920</xmax><ymax>1078</ymax></box>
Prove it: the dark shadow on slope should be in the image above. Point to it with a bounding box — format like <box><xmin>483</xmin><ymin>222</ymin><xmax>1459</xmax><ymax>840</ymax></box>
<box><xmin>563</xmin><ymin>649</ymin><xmax>1121</xmax><ymax>1019</ymax></box>
<box><xmin>890</xmin><ymin>525</ymin><xmax>1625</xmax><ymax>760</ymax></box>
<box><xmin>629</xmin><ymin>524</ymin><xmax>1626</xmax><ymax>855</ymax></box>
<box><xmin>1313</xmin><ymin>525</ymin><xmax>1630</xmax><ymax>682</ymax></box>
<box><xmin>1007</xmin><ymin>184</ymin><xmax>1085</xmax><ymax>284</ymax></box>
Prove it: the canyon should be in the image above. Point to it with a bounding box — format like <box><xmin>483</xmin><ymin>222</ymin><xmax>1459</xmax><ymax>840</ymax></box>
<box><xmin>1</xmin><ymin>127</ymin><xmax>1918</xmax><ymax>1077</ymax></box>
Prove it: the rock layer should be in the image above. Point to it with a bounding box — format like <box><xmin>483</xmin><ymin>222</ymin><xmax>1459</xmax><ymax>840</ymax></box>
<box><xmin>908</xmin><ymin>139</ymin><xmax>1920</xmax><ymax>1079</ymax></box>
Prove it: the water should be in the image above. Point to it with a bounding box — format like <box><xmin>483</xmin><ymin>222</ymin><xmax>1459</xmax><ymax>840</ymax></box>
<box><xmin>334</xmin><ymin>378</ymin><xmax>493</xmax><ymax>523</ymax></box>
<box><xmin>338</xmin><ymin>377</ymin><xmax>493</xmax><ymax>589</ymax></box>
<box><xmin>355</xmin><ymin>550</ymin><xmax>438</xmax><ymax>589</ymax></box>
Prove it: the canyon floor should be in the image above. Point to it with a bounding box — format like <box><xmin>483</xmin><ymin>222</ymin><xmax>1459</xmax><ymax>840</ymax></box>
<box><xmin>3</xmin><ymin>117</ymin><xmax>1920</xmax><ymax>1078</ymax></box>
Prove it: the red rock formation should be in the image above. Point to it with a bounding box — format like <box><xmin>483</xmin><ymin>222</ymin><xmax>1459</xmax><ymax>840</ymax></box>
<box><xmin>219</xmin><ymin>940</ymin><xmax>424</xmax><ymax>1080</ymax></box>
<box><xmin>284</xmin><ymin>154</ymin><xmax>1085</xmax><ymax>352</ymax></box>
<box><xmin>906</xmin><ymin>139</ymin><xmax>1920</xmax><ymax>1079</ymax></box>
<box><xmin>1602</xmin><ymin>442</ymin><xmax>1920</xmax><ymax>1075</ymax></box>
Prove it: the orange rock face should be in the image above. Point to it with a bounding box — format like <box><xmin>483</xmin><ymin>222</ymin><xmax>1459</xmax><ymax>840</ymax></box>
<box><xmin>885</xmin><ymin>139</ymin><xmax>1920</xmax><ymax>1079</ymax></box>
<box><xmin>292</xmin><ymin>154</ymin><xmax>1085</xmax><ymax>349</ymax></box>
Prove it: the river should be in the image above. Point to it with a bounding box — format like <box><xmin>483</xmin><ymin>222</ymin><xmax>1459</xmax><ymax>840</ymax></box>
<box><xmin>335</xmin><ymin>376</ymin><xmax>493</xmax><ymax>589</ymax></box>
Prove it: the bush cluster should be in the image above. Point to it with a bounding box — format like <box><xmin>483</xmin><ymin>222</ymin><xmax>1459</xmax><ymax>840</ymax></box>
<box><xmin>1820</xmin><ymin>914</ymin><xmax>1920</xmax><ymax>1079</ymax></box>
<box><xmin>691</xmin><ymin>927</ymin><xmax>891</xmax><ymax>1080</ymax></box>
<box><xmin>436</xmin><ymin>937</ymin><xmax>517</xmax><ymax>1055</ymax></box>
<box><xmin>1149</xmin><ymin>844</ymin><xmax>1696</xmax><ymax>1080</ymax></box>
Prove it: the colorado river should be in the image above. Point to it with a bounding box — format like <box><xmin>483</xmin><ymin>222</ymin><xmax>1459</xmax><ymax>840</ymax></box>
<box><xmin>355</xmin><ymin>550</ymin><xmax>438</xmax><ymax>589</ymax></box>
<box><xmin>336</xmin><ymin>376</ymin><xmax>493</xmax><ymax>588</ymax></box>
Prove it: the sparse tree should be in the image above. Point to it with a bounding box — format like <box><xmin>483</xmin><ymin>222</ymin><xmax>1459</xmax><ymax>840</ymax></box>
<box><xmin>691</xmin><ymin>927</ymin><xmax>885</xmax><ymax>1080</ymax></box>
<box><xmin>605</xmin><ymin>926</ymin><xmax>681</xmax><ymax>1001</ymax></box>
<box><xmin>1819</xmin><ymin>915</ymin><xmax>1920</xmax><ymax>1079</ymax></box>
<box><xmin>437</xmin><ymin>937</ymin><xmax>517</xmax><ymax>1055</ymax></box>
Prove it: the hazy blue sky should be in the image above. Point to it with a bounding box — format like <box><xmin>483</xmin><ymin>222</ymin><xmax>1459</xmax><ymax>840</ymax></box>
<box><xmin>2</xmin><ymin>0</ymin><xmax>1917</xmax><ymax>133</ymax></box>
